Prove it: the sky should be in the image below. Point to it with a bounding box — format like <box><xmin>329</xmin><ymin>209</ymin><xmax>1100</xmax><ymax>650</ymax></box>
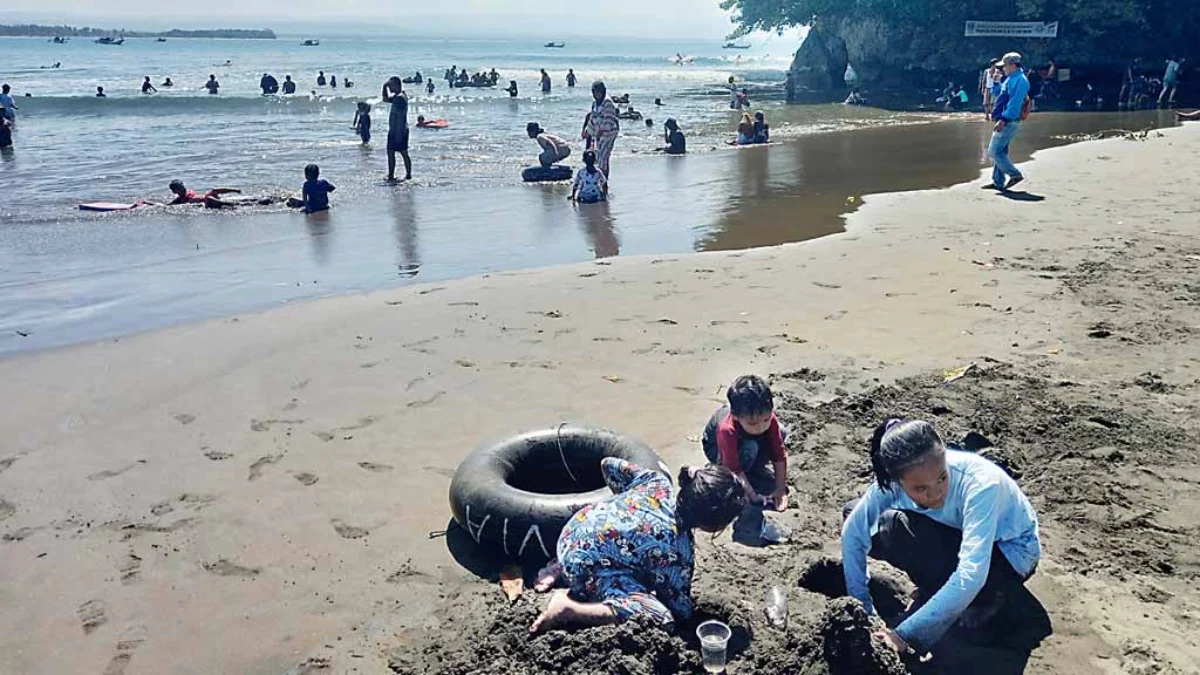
<box><xmin>3</xmin><ymin>0</ymin><xmax>749</xmax><ymax>39</ymax></box>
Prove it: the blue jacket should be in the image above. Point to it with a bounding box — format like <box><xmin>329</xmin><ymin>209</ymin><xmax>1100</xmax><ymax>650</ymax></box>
<box><xmin>991</xmin><ymin>70</ymin><xmax>1030</xmax><ymax>122</ymax></box>
<box><xmin>841</xmin><ymin>449</ymin><xmax>1041</xmax><ymax>648</ymax></box>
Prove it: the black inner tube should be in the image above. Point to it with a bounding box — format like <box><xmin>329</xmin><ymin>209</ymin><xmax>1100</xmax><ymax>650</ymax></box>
<box><xmin>504</xmin><ymin>438</ymin><xmax>608</xmax><ymax>494</ymax></box>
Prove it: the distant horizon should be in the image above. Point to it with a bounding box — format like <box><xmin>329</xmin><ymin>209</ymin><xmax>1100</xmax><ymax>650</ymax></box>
<box><xmin>0</xmin><ymin>5</ymin><xmax>780</xmax><ymax>41</ymax></box>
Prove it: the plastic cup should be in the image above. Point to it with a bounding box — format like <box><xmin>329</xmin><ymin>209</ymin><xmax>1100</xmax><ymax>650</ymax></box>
<box><xmin>696</xmin><ymin>619</ymin><xmax>732</xmax><ymax>673</ymax></box>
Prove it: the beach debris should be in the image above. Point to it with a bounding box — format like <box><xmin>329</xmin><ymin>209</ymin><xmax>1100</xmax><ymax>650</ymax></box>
<box><xmin>499</xmin><ymin>565</ymin><xmax>524</xmax><ymax>603</ymax></box>
<box><xmin>15</xmin><ymin>331</ymin><xmax>29</xmax><ymax>337</ymax></box>
<box><xmin>687</xmin><ymin>434</ymin><xmax>701</xmax><ymax>443</ymax></box>
<box><xmin>603</xmin><ymin>375</ymin><xmax>622</xmax><ymax>383</ymax></box>
<box><xmin>1048</xmin><ymin>348</ymin><xmax>1062</xmax><ymax>355</ymax></box>
<box><xmin>765</xmin><ymin>585</ymin><xmax>788</xmax><ymax>629</ymax></box>
<box><xmin>942</xmin><ymin>363</ymin><xmax>976</xmax><ymax>383</ymax></box>
<box><xmin>654</xmin><ymin>317</ymin><xmax>679</xmax><ymax>325</ymax></box>
<box><xmin>971</xmin><ymin>259</ymin><xmax>995</xmax><ymax>268</ymax></box>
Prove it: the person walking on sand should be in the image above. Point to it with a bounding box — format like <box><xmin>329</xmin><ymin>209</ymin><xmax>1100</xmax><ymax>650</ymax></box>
<box><xmin>529</xmin><ymin>458</ymin><xmax>745</xmax><ymax>633</ymax></box>
<box><xmin>585</xmin><ymin>80</ymin><xmax>620</xmax><ymax>178</ymax></box>
<box><xmin>985</xmin><ymin>52</ymin><xmax>1030</xmax><ymax>192</ymax></box>
<box><xmin>382</xmin><ymin>76</ymin><xmax>412</xmax><ymax>182</ymax></box>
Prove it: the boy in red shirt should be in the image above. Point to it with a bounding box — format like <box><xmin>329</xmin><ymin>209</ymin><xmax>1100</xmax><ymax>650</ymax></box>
<box><xmin>702</xmin><ymin>374</ymin><xmax>789</xmax><ymax>513</ymax></box>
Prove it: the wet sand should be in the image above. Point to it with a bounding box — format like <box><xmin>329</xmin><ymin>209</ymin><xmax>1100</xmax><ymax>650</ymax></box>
<box><xmin>0</xmin><ymin>109</ymin><xmax>1178</xmax><ymax>356</ymax></box>
<box><xmin>2</xmin><ymin>122</ymin><xmax>1199</xmax><ymax>674</ymax></box>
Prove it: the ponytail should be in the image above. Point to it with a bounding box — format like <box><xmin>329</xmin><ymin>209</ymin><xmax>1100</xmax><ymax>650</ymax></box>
<box><xmin>869</xmin><ymin>419</ymin><xmax>943</xmax><ymax>491</ymax></box>
<box><xmin>676</xmin><ymin>465</ymin><xmax>744</xmax><ymax>532</ymax></box>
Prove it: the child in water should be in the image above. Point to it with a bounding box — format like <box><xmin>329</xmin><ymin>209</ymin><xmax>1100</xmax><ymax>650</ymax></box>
<box><xmin>426</xmin><ymin>80</ymin><xmax>435</xmax><ymax>95</ymax></box>
<box><xmin>352</xmin><ymin>102</ymin><xmax>372</xmax><ymax>144</ymax></box>
<box><xmin>504</xmin><ymin>80</ymin><xmax>518</xmax><ymax>98</ymax></box>
<box><xmin>301</xmin><ymin>164</ymin><xmax>335</xmax><ymax>214</ymax></box>
<box><xmin>753</xmin><ymin>111</ymin><xmax>770</xmax><ymax>143</ymax></box>
<box><xmin>569</xmin><ymin>149</ymin><xmax>608</xmax><ymax>204</ymax></box>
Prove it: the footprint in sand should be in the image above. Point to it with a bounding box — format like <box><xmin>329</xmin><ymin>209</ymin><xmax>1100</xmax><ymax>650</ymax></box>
<box><xmin>291</xmin><ymin>378</ymin><xmax>311</xmax><ymax>391</ymax></box>
<box><xmin>673</xmin><ymin>386</ymin><xmax>701</xmax><ymax>395</ymax></box>
<box><xmin>360</xmin><ymin>361</ymin><xmax>379</xmax><ymax>369</ymax></box>
<box><xmin>250</xmin><ymin>419</ymin><xmax>304</xmax><ymax>432</ymax></box>
<box><xmin>710</xmin><ymin>320</ymin><xmax>749</xmax><ymax>326</ymax></box>
<box><xmin>331</xmin><ymin>519</ymin><xmax>369</xmax><ymax>539</ymax></box>
<box><xmin>294</xmin><ymin>473</ymin><xmax>319</xmax><ymax>486</ymax></box>
<box><xmin>824</xmin><ymin>310</ymin><xmax>848</xmax><ymax>321</ymax></box>
<box><xmin>3</xmin><ymin>526</ymin><xmax>40</xmax><ymax>542</ymax></box>
<box><xmin>631</xmin><ymin>343</ymin><xmax>661</xmax><ymax>355</ymax></box>
<box><xmin>102</xmin><ymin>625</ymin><xmax>147</xmax><ymax>675</ymax></box>
<box><xmin>313</xmin><ymin>416</ymin><xmax>380</xmax><ymax>442</ymax></box>
<box><xmin>172</xmin><ymin>413</ymin><xmax>196</xmax><ymax>425</ymax></box>
<box><xmin>454</xmin><ymin>359</ymin><xmax>476</xmax><ymax>368</ymax></box>
<box><xmin>418</xmin><ymin>286</ymin><xmax>446</xmax><ymax>295</ymax></box>
<box><xmin>448</xmin><ymin>301</ymin><xmax>479</xmax><ymax>307</ymax></box>
<box><xmin>592</xmin><ymin>336</ymin><xmax>623</xmax><ymax>343</ymax></box>
<box><xmin>812</xmin><ymin>282</ymin><xmax>842</xmax><ymax>290</ymax></box>
<box><xmin>203</xmin><ymin>558</ymin><xmax>260</xmax><ymax>577</ymax></box>
<box><xmin>118</xmin><ymin>551</ymin><xmax>142</xmax><ymax>585</ymax></box>
<box><xmin>358</xmin><ymin>462</ymin><xmax>394</xmax><ymax>473</ymax></box>
<box><xmin>423</xmin><ymin>466</ymin><xmax>455</xmax><ymax>479</ymax></box>
<box><xmin>0</xmin><ymin>497</ymin><xmax>15</xmax><ymax>521</ymax></box>
<box><xmin>0</xmin><ymin>455</ymin><xmax>20</xmax><ymax>474</ymax></box>
<box><xmin>283</xmin><ymin>398</ymin><xmax>300</xmax><ymax>411</ymax></box>
<box><xmin>87</xmin><ymin>460</ymin><xmax>147</xmax><ymax>482</ymax></box>
<box><xmin>78</xmin><ymin>599</ymin><xmax>108</xmax><ymax>635</ymax></box>
<box><xmin>203</xmin><ymin>448</ymin><xmax>233</xmax><ymax>461</ymax></box>
<box><xmin>407</xmin><ymin>391</ymin><xmax>444</xmax><ymax>408</ymax></box>
<box><xmin>405</xmin><ymin>376</ymin><xmax>426</xmax><ymax>391</ymax></box>
<box><xmin>248</xmin><ymin>455</ymin><xmax>282</xmax><ymax>481</ymax></box>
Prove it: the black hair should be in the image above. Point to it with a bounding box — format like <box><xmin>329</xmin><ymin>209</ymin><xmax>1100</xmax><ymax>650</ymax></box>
<box><xmin>526</xmin><ymin>121</ymin><xmax>542</xmax><ymax>137</ymax></box>
<box><xmin>726</xmin><ymin>374</ymin><xmax>773</xmax><ymax>417</ymax></box>
<box><xmin>869</xmin><ymin>419</ymin><xmax>944</xmax><ymax>491</ymax></box>
<box><xmin>592</xmin><ymin>80</ymin><xmax>607</xmax><ymax>96</ymax></box>
<box><xmin>582</xmin><ymin>149</ymin><xmax>596</xmax><ymax>166</ymax></box>
<box><xmin>754</xmin><ymin>111</ymin><xmax>764</xmax><ymax>120</ymax></box>
<box><xmin>665</xmin><ymin>118</ymin><xmax>679</xmax><ymax>131</ymax></box>
<box><xmin>676</xmin><ymin>465</ymin><xmax>745</xmax><ymax>531</ymax></box>
<box><xmin>169</xmin><ymin>179</ymin><xmax>184</xmax><ymax>191</ymax></box>
<box><xmin>305</xmin><ymin>163</ymin><xmax>320</xmax><ymax>180</ymax></box>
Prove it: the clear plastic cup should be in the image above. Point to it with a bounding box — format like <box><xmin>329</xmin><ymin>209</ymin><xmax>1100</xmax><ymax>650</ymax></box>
<box><xmin>696</xmin><ymin>619</ymin><xmax>732</xmax><ymax>673</ymax></box>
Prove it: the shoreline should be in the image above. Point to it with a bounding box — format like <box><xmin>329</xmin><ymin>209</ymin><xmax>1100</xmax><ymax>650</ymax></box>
<box><xmin>2</xmin><ymin>124</ymin><xmax>1199</xmax><ymax>673</ymax></box>
<box><xmin>0</xmin><ymin>109</ymin><xmax>1180</xmax><ymax>358</ymax></box>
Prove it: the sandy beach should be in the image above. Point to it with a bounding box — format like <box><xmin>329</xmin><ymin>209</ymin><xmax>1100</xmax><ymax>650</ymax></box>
<box><xmin>2</xmin><ymin>122</ymin><xmax>1200</xmax><ymax>674</ymax></box>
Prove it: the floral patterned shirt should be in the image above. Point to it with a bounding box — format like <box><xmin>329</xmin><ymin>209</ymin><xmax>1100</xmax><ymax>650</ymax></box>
<box><xmin>556</xmin><ymin>458</ymin><xmax>693</xmax><ymax>628</ymax></box>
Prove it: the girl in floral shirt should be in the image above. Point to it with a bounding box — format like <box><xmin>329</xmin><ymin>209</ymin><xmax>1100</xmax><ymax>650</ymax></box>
<box><xmin>530</xmin><ymin>458</ymin><xmax>745</xmax><ymax>633</ymax></box>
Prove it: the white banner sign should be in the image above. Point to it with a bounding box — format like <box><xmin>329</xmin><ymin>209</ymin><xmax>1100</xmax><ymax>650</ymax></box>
<box><xmin>964</xmin><ymin>21</ymin><xmax>1059</xmax><ymax>38</ymax></box>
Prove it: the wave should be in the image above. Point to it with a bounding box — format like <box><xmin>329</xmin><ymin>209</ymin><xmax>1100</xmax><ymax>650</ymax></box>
<box><xmin>17</xmin><ymin>93</ymin><xmax>381</xmax><ymax>117</ymax></box>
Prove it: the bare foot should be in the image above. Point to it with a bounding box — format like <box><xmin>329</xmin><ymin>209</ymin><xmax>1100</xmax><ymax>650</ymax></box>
<box><xmin>534</xmin><ymin>560</ymin><xmax>563</xmax><ymax>592</ymax></box>
<box><xmin>530</xmin><ymin>589</ymin><xmax>572</xmax><ymax>633</ymax></box>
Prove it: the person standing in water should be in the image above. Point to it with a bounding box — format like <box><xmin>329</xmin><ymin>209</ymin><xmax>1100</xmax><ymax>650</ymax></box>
<box><xmin>566</xmin><ymin>69</ymin><xmax>577</xmax><ymax>88</ymax></box>
<box><xmin>426</xmin><ymin>80</ymin><xmax>435</xmax><ymax>95</ymax></box>
<box><xmin>383</xmin><ymin>76</ymin><xmax>412</xmax><ymax>182</ymax></box>
<box><xmin>584</xmin><ymin>80</ymin><xmax>620</xmax><ymax>179</ymax></box>
<box><xmin>728</xmin><ymin>76</ymin><xmax>740</xmax><ymax>109</ymax></box>
<box><xmin>204</xmin><ymin>75</ymin><xmax>220</xmax><ymax>95</ymax></box>
<box><xmin>540</xmin><ymin>69</ymin><xmax>552</xmax><ymax>93</ymax></box>
<box><xmin>317</xmin><ymin>71</ymin><xmax>327</xmax><ymax>86</ymax></box>
<box><xmin>96</xmin><ymin>86</ymin><xmax>107</xmax><ymax>98</ymax></box>
<box><xmin>141</xmin><ymin>77</ymin><xmax>157</xmax><ymax>94</ymax></box>
<box><xmin>282</xmin><ymin>75</ymin><xmax>296</xmax><ymax>95</ymax></box>
<box><xmin>260</xmin><ymin>73</ymin><xmax>279</xmax><ymax>95</ymax></box>
<box><xmin>331</xmin><ymin>75</ymin><xmax>338</xmax><ymax>89</ymax></box>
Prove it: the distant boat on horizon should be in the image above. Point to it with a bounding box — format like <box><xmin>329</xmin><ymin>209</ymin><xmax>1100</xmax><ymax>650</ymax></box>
<box><xmin>722</xmin><ymin>42</ymin><xmax>751</xmax><ymax>49</ymax></box>
<box><xmin>156</xmin><ymin>37</ymin><xmax>167</xmax><ymax>42</ymax></box>
<box><xmin>95</xmin><ymin>37</ymin><xmax>124</xmax><ymax>45</ymax></box>
<box><xmin>302</xmin><ymin>39</ymin><xmax>320</xmax><ymax>46</ymax></box>
<box><xmin>544</xmin><ymin>41</ymin><xmax>565</xmax><ymax>48</ymax></box>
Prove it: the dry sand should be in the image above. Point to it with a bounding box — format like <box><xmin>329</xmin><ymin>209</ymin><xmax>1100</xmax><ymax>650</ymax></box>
<box><xmin>2</xmin><ymin>124</ymin><xmax>1200</xmax><ymax>675</ymax></box>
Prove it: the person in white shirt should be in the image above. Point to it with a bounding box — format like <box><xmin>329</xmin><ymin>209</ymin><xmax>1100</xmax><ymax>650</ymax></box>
<box><xmin>526</xmin><ymin>122</ymin><xmax>571</xmax><ymax>167</ymax></box>
<box><xmin>569</xmin><ymin>149</ymin><xmax>608</xmax><ymax>204</ymax></box>
<box><xmin>0</xmin><ymin>84</ymin><xmax>19</xmax><ymax>122</ymax></box>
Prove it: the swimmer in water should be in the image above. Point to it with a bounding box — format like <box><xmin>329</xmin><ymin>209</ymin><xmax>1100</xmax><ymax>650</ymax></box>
<box><xmin>317</xmin><ymin>71</ymin><xmax>327</xmax><ymax>86</ymax></box>
<box><xmin>352</xmin><ymin>102</ymin><xmax>372</xmax><ymax>144</ymax></box>
<box><xmin>505</xmin><ymin>80</ymin><xmax>518</xmax><ymax>98</ymax></box>
<box><xmin>282</xmin><ymin>75</ymin><xmax>296</xmax><ymax>95</ymax></box>
<box><xmin>567</xmin><ymin>69</ymin><xmax>577</xmax><ymax>87</ymax></box>
<box><xmin>541</xmin><ymin>69</ymin><xmax>552</xmax><ymax>93</ymax></box>
<box><xmin>426</xmin><ymin>80</ymin><xmax>435</xmax><ymax>94</ymax></box>
<box><xmin>161</xmin><ymin>77</ymin><xmax>174</xmax><ymax>87</ymax></box>
<box><xmin>165</xmin><ymin>180</ymin><xmax>242</xmax><ymax>208</ymax></box>
<box><xmin>141</xmin><ymin>77</ymin><xmax>157</xmax><ymax>94</ymax></box>
<box><xmin>204</xmin><ymin>75</ymin><xmax>220</xmax><ymax>95</ymax></box>
<box><xmin>331</xmin><ymin>75</ymin><xmax>338</xmax><ymax>89</ymax></box>
<box><xmin>96</xmin><ymin>86</ymin><xmax>106</xmax><ymax>98</ymax></box>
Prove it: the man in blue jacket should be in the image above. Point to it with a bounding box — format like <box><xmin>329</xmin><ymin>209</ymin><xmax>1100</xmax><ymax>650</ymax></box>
<box><xmin>986</xmin><ymin>52</ymin><xmax>1030</xmax><ymax>192</ymax></box>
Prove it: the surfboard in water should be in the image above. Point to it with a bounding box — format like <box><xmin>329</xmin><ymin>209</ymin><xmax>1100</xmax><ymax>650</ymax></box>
<box><xmin>79</xmin><ymin>201</ymin><xmax>143</xmax><ymax>212</ymax></box>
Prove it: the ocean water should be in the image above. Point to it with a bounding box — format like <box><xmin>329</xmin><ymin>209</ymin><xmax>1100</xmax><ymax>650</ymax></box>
<box><xmin>0</xmin><ymin>34</ymin><xmax>932</xmax><ymax>221</ymax></box>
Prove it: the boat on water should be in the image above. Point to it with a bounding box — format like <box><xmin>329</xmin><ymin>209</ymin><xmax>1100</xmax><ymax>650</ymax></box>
<box><xmin>51</xmin><ymin>36</ymin><xmax>69</xmax><ymax>44</ymax></box>
<box><xmin>95</xmin><ymin>37</ymin><xmax>125</xmax><ymax>45</ymax></box>
<box><xmin>302</xmin><ymin>39</ymin><xmax>320</xmax><ymax>46</ymax></box>
<box><xmin>156</xmin><ymin>38</ymin><xmax>167</xmax><ymax>42</ymax></box>
<box><xmin>722</xmin><ymin>42</ymin><xmax>751</xmax><ymax>49</ymax></box>
<box><xmin>544</xmin><ymin>41</ymin><xmax>565</xmax><ymax>48</ymax></box>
